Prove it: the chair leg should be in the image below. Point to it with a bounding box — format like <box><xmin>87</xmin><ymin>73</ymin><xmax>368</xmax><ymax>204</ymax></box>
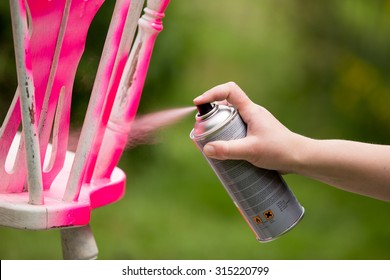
<box><xmin>60</xmin><ymin>224</ymin><xmax>99</xmax><ymax>259</ymax></box>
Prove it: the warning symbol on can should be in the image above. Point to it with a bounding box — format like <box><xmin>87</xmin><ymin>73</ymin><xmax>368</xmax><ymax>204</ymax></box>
<box><xmin>263</xmin><ymin>210</ymin><xmax>274</xmax><ymax>220</ymax></box>
<box><xmin>253</xmin><ymin>215</ymin><xmax>263</xmax><ymax>224</ymax></box>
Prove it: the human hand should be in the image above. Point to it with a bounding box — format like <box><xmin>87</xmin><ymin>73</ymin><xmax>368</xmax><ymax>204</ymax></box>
<box><xmin>193</xmin><ymin>82</ymin><xmax>305</xmax><ymax>173</ymax></box>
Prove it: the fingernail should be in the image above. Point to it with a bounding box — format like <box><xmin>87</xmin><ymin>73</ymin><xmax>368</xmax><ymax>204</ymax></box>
<box><xmin>193</xmin><ymin>95</ymin><xmax>202</xmax><ymax>104</ymax></box>
<box><xmin>203</xmin><ymin>145</ymin><xmax>216</xmax><ymax>157</ymax></box>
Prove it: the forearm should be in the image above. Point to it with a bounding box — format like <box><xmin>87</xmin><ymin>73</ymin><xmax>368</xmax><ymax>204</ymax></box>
<box><xmin>194</xmin><ymin>82</ymin><xmax>390</xmax><ymax>202</ymax></box>
<box><xmin>292</xmin><ymin>136</ymin><xmax>390</xmax><ymax>202</ymax></box>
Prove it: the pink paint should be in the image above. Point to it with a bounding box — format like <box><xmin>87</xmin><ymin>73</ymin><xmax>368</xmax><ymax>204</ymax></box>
<box><xmin>126</xmin><ymin>106</ymin><xmax>196</xmax><ymax>148</ymax></box>
<box><xmin>0</xmin><ymin>149</ymin><xmax>125</xmax><ymax>229</ymax></box>
<box><xmin>34</xmin><ymin>0</ymin><xmax>104</xmax><ymax>189</ymax></box>
<box><xmin>1</xmin><ymin>0</ymin><xmax>104</xmax><ymax>193</ymax></box>
<box><xmin>0</xmin><ymin>0</ymin><xmax>38</xmax><ymax>194</ymax></box>
<box><xmin>1</xmin><ymin>0</ymin><xmax>171</xmax><ymax>230</ymax></box>
<box><xmin>0</xmin><ymin>96</ymin><xmax>21</xmax><ymax>175</ymax></box>
<box><xmin>28</xmin><ymin>0</ymin><xmax>70</xmax><ymax>191</ymax></box>
<box><xmin>92</xmin><ymin>0</ymin><xmax>171</xmax><ymax>180</ymax></box>
<box><xmin>82</xmin><ymin>0</ymin><xmax>146</xmax><ymax>185</ymax></box>
<box><xmin>28</xmin><ymin>0</ymin><xmax>65</xmax><ymax>116</ymax></box>
<box><xmin>93</xmin><ymin>106</ymin><xmax>194</xmax><ymax>179</ymax></box>
<box><xmin>82</xmin><ymin>28</ymin><xmax>131</xmax><ymax>184</ymax></box>
<box><xmin>64</xmin><ymin>0</ymin><xmax>133</xmax><ymax>201</ymax></box>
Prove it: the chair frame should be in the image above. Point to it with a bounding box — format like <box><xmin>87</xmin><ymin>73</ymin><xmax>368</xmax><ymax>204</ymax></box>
<box><xmin>0</xmin><ymin>0</ymin><xmax>170</xmax><ymax>259</ymax></box>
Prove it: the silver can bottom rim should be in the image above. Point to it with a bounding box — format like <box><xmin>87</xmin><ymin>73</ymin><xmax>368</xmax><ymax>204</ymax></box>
<box><xmin>256</xmin><ymin>206</ymin><xmax>305</xmax><ymax>243</ymax></box>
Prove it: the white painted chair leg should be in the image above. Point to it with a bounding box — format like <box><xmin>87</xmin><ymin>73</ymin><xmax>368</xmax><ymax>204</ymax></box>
<box><xmin>60</xmin><ymin>224</ymin><xmax>98</xmax><ymax>260</ymax></box>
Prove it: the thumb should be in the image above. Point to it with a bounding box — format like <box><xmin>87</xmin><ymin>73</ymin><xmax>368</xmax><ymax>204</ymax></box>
<box><xmin>203</xmin><ymin>138</ymin><xmax>253</xmax><ymax>161</ymax></box>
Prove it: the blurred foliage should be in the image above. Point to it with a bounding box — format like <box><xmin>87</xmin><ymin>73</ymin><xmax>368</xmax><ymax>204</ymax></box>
<box><xmin>1</xmin><ymin>0</ymin><xmax>390</xmax><ymax>259</ymax></box>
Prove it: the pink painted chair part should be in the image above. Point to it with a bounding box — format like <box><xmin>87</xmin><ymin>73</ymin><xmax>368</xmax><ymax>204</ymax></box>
<box><xmin>0</xmin><ymin>0</ymin><xmax>170</xmax><ymax>259</ymax></box>
<box><xmin>1</xmin><ymin>0</ymin><xmax>43</xmax><ymax>205</ymax></box>
<box><xmin>1</xmin><ymin>0</ymin><xmax>103</xmax><ymax>194</ymax></box>
<box><xmin>63</xmin><ymin>0</ymin><xmax>145</xmax><ymax>202</ymax></box>
<box><xmin>64</xmin><ymin>0</ymin><xmax>171</xmax><ymax>201</ymax></box>
<box><xmin>93</xmin><ymin>0</ymin><xmax>170</xmax><ymax>180</ymax></box>
<box><xmin>1</xmin><ymin>0</ymin><xmax>109</xmax><ymax>227</ymax></box>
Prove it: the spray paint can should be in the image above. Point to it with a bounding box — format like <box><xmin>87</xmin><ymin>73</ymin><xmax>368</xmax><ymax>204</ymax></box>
<box><xmin>190</xmin><ymin>103</ymin><xmax>304</xmax><ymax>242</ymax></box>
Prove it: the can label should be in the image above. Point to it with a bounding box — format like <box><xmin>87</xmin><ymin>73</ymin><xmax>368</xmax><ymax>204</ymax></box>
<box><xmin>191</xmin><ymin>106</ymin><xmax>304</xmax><ymax>242</ymax></box>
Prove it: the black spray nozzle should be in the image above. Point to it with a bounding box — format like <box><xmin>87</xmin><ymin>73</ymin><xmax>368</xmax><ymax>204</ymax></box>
<box><xmin>196</xmin><ymin>103</ymin><xmax>214</xmax><ymax>116</ymax></box>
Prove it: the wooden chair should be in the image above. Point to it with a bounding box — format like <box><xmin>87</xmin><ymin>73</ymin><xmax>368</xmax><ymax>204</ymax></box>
<box><xmin>0</xmin><ymin>0</ymin><xmax>170</xmax><ymax>259</ymax></box>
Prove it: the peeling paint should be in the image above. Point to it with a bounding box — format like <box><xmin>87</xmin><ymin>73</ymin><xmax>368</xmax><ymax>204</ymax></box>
<box><xmin>28</xmin><ymin>104</ymin><xmax>35</xmax><ymax>124</ymax></box>
<box><xmin>25</xmin><ymin>85</ymin><xmax>30</xmax><ymax>98</ymax></box>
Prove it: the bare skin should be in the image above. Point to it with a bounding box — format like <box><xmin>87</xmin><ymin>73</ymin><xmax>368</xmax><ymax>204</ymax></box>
<box><xmin>193</xmin><ymin>82</ymin><xmax>390</xmax><ymax>202</ymax></box>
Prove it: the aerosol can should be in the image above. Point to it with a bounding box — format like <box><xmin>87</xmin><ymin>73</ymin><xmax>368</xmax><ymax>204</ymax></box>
<box><xmin>190</xmin><ymin>103</ymin><xmax>304</xmax><ymax>242</ymax></box>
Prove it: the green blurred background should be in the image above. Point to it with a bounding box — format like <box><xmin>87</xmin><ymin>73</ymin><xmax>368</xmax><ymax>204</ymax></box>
<box><xmin>1</xmin><ymin>0</ymin><xmax>390</xmax><ymax>259</ymax></box>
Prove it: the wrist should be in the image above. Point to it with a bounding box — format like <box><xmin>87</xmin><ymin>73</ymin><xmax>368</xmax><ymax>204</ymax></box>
<box><xmin>286</xmin><ymin>133</ymin><xmax>314</xmax><ymax>174</ymax></box>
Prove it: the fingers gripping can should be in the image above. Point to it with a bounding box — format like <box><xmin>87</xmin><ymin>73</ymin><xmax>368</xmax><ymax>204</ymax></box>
<box><xmin>190</xmin><ymin>103</ymin><xmax>304</xmax><ymax>242</ymax></box>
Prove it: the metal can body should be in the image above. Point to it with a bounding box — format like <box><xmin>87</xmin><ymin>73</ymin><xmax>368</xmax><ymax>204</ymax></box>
<box><xmin>190</xmin><ymin>104</ymin><xmax>304</xmax><ymax>242</ymax></box>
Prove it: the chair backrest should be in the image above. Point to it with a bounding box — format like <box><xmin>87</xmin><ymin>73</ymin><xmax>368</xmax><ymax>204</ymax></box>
<box><xmin>0</xmin><ymin>0</ymin><xmax>170</xmax><ymax>205</ymax></box>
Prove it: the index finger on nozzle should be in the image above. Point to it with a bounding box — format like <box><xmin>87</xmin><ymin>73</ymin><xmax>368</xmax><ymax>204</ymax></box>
<box><xmin>193</xmin><ymin>82</ymin><xmax>252</xmax><ymax>111</ymax></box>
